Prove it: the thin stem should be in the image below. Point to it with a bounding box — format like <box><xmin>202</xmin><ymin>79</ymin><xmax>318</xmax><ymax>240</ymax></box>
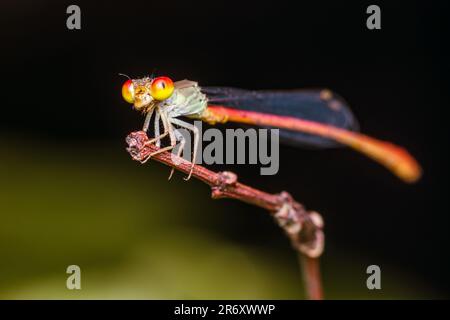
<box><xmin>125</xmin><ymin>130</ymin><xmax>325</xmax><ymax>300</ymax></box>
<box><xmin>299</xmin><ymin>254</ymin><xmax>323</xmax><ymax>300</ymax></box>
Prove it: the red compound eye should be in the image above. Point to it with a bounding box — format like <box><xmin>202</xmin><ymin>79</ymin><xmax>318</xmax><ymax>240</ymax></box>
<box><xmin>122</xmin><ymin>79</ymin><xmax>135</xmax><ymax>104</ymax></box>
<box><xmin>150</xmin><ymin>76</ymin><xmax>174</xmax><ymax>101</ymax></box>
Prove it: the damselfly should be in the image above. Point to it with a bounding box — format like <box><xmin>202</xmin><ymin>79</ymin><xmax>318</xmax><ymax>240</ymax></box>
<box><xmin>121</xmin><ymin>75</ymin><xmax>421</xmax><ymax>183</ymax></box>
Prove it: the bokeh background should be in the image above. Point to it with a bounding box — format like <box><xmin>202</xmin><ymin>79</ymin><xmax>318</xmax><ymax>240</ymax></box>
<box><xmin>0</xmin><ymin>0</ymin><xmax>448</xmax><ymax>299</ymax></box>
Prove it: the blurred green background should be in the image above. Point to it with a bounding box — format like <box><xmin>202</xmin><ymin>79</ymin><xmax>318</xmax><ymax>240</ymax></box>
<box><xmin>0</xmin><ymin>137</ymin><xmax>441</xmax><ymax>299</ymax></box>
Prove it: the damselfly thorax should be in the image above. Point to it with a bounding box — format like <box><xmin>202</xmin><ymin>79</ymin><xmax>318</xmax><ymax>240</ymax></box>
<box><xmin>164</xmin><ymin>80</ymin><xmax>208</xmax><ymax>118</ymax></box>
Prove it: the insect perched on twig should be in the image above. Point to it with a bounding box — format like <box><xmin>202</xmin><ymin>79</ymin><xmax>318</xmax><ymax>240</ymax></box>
<box><xmin>121</xmin><ymin>75</ymin><xmax>422</xmax><ymax>183</ymax></box>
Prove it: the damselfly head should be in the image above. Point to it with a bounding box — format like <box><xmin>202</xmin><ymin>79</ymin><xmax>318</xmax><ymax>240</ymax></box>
<box><xmin>122</xmin><ymin>75</ymin><xmax>174</xmax><ymax>111</ymax></box>
<box><xmin>122</xmin><ymin>77</ymin><xmax>153</xmax><ymax>111</ymax></box>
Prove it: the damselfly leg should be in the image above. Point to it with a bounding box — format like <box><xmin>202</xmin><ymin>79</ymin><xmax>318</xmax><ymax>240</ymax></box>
<box><xmin>168</xmin><ymin>129</ymin><xmax>187</xmax><ymax>180</ymax></box>
<box><xmin>154</xmin><ymin>110</ymin><xmax>161</xmax><ymax>148</ymax></box>
<box><xmin>142</xmin><ymin>107</ymin><xmax>154</xmax><ymax>133</ymax></box>
<box><xmin>170</xmin><ymin>117</ymin><xmax>199</xmax><ymax>180</ymax></box>
<box><xmin>140</xmin><ymin>108</ymin><xmax>176</xmax><ymax>164</ymax></box>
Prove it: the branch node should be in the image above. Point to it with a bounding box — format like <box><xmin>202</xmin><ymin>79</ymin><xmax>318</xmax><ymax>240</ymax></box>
<box><xmin>274</xmin><ymin>192</ymin><xmax>324</xmax><ymax>258</ymax></box>
<box><xmin>126</xmin><ymin>131</ymin><xmax>148</xmax><ymax>162</ymax></box>
<box><xmin>211</xmin><ymin>171</ymin><xmax>238</xmax><ymax>198</ymax></box>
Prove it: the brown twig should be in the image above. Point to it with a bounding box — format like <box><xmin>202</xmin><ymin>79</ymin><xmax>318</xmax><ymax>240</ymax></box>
<box><xmin>125</xmin><ymin>131</ymin><xmax>325</xmax><ymax>300</ymax></box>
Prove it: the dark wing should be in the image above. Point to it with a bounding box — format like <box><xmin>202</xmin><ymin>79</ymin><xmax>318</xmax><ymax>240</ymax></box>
<box><xmin>202</xmin><ymin>87</ymin><xmax>359</xmax><ymax>148</ymax></box>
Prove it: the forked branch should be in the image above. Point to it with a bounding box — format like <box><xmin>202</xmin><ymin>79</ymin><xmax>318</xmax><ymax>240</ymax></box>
<box><xmin>125</xmin><ymin>130</ymin><xmax>325</xmax><ymax>300</ymax></box>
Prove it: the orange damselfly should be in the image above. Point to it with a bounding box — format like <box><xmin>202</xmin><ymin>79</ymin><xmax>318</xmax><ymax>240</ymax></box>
<box><xmin>121</xmin><ymin>75</ymin><xmax>421</xmax><ymax>183</ymax></box>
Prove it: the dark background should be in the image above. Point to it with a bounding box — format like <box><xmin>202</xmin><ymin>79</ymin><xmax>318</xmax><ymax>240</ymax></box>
<box><xmin>0</xmin><ymin>0</ymin><xmax>448</xmax><ymax>298</ymax></box>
